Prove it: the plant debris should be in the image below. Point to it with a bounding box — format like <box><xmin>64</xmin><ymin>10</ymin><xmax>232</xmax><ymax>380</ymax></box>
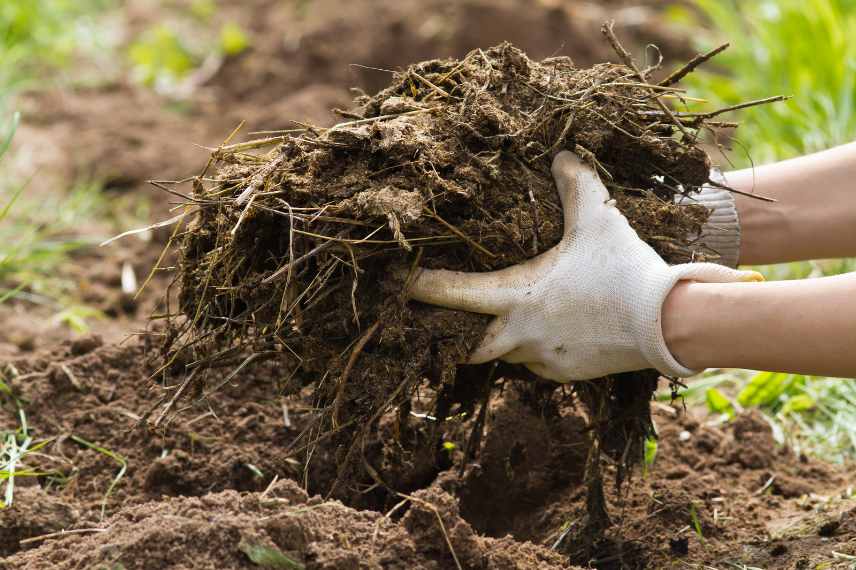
<box><xmin>154</xmin><ymin>35</ymin><xmax>777</xmax><ymax>540</ymax></box>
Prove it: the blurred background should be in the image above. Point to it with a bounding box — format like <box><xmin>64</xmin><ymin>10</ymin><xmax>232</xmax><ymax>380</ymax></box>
<box><xmin>0</xmin><ymin>0</ymin><xmax>854</xmax><ymax>462</ymax></box>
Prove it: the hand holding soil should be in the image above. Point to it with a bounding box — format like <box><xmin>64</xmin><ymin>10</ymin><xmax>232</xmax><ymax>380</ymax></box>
<box><xmin>406</xmin><ymin>150</ymin><xmax>762</xmax><ymax>381</ymax></box>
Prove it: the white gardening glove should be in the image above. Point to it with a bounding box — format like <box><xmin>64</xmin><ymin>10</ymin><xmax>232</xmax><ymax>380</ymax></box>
<box><xmin>406</xmin><ymin>151</ymin><xmax>763</xmax><ymax>382</ymax></box>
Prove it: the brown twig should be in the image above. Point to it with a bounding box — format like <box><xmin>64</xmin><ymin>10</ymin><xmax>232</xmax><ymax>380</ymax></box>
<box><xmin>601</xmin><ymin>20</ymin><xmax>691</xmax><ymax>139</ymax></box>
<box><xmin>152</xmin><ymin>368</ymin><xmax>198</xmax><ymax>428</ymax></box>
<box><xmin>262</xmin><ymin>236</ymin><xmax>337</xmax><ymax>285</ymax></box>
<box><xmin>425</xmin><ymin>209</ymin><xmax>496</xmax><ymax>258</ymax></box>
<box><xmin>706</xmin><ymin>177</ymin><xmax>777</xmax><ymax>203</ymax></box>
<box><xmin>659</xmin><ymin>43</ymin><xmax>730</xmax><ymax>87</ymax></box>
<box><xmin>397</xmin><ymin>492</ymin><xmax>464</xmax><ymax>570</ymax></box>
<box><xmin>333</xmin><ymin>322</ymin><xmax>382</xmax><ymax>428</ymax></box>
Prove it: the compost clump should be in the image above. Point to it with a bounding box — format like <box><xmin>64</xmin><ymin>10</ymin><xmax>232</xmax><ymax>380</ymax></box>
<box><xmin>162</xmin><ymin>39</ymin><xmax>741</xmax><ymax>524</ymax></box>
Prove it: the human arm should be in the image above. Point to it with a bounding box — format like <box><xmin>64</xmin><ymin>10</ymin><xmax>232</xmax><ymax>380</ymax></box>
<box><xmin>728</xmin><ymin>141</ymin><xmax>856</xmax><ymax>265</ymax></box>
<box><xmin>663</xmin><ymin>273</ymin><xmax>856</xmax><ymax>378</ymax></box>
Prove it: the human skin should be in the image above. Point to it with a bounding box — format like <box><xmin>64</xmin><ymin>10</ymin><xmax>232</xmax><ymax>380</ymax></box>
<box><xmin>729</xmin><ymin>141</ymin><xmax>856</xmax><ymax>264</ymax></box>
<box><xmin>663</xmin><ymin>142</ymin><xmax>856</xmax><ymax>377</ymax></box>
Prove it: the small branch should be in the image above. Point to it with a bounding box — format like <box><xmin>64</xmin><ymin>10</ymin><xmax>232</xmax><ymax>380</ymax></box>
<box><xmin>333</xmin><ymin>322</ymin><xmax>382</xmax><ymax>427</ymax></box>
<box><xmin>690</xmin><ymin>95</ymin><xmax>790</xmax><ymax>120</ymax></box>
<box><xmin>152</xmin><ymin>368</ymin><xmax>198</xmax><ymax>428</ymax></box>
<box><xmin>601</xmin><ymin>21</ymin><xmax>692</xmax><ymax>139</ymax></box>
<box><xmin>706</xmin><ymin>178</ymin><xmax>777</xmax><ymax>203</ymax></box>
<box><xmin>19</xmin><ymin>527</ymin><xmax>109</xmax><ymax>545</ymax></box>
<box><xmin>262</xmin><ymin>239</ymin><xmax>335</xmax><ymax>284</ymax></box>
<box><xmin>425</xmin><ymin>209</ymin><xmax>496</xmax><ymax>258</ymax></box>
<box><xmin>410</xmin><ymin>70</ymin><xmax>452</xmax><ymax>98</ymax></box>
<box><xmin>659</xmin><ymin>43</ymin><xmax>730</xmax><ymax>87</ymax></box>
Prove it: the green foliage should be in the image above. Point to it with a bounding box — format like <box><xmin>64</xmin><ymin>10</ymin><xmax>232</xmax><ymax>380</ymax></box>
<box><xmin>0</xmin><ymin>180</ymin><xmax>104</xmax><ymax>301</ymax></box>
<box><xmin>0</xmin><ymin>0</ymin><xmax>114</xmax><ymax>89</ymax></box>
<box><xmin>705</xmin><ymin>387</ymin><xmax>735</xmax><ymax>419</ymax></box>
<box><xmin>689</xmin><ymin>503</ymin><xmax>704</xmax><ymax>542</ymax></box>
<box><xmin>239</xmin><ymin>540</ymin><xmax>304</xmax><ymax>569</ymax></box>
<box><xmin>71</xmin><ymin>434</ymin><xmax>126</xmax><ymax>519</ymax></box>
<box><xmin>642</xmin><ymin>436</ymin><xmax>658</xmax><ymax>477</ymax></box>
<box><xmin>666</xmin><ymin>0</ymin><xmax>856</xmax><ymax>464</ymax></box>
<box><xmin>737</xmin><ymin>371</ymin><xmax>802</xmax><ymax>408</ymax></box>
<box><xmin>128</xmin><ymin>25</ymin><xmax>197</xmax><ymax>88</ymax></box>
<box><xmin>670</xmin><ymin>370</ymin><xmax>856</xmax><ymax>464</ymax></box>
<box><xmin>220</xmin><ymin>23</ymin><xmax>250</xmax><ymax>56</ymax></box>
<box><xmin>189</xmin><ymin>0</ymin><xmax>217</xmax><ymax>22</ymax></box>
<box><xmin>1</xmin><ymin>410</ymin><xmax>53</xmax><ymax>508</ymax></box>
<box><xmin>670</xmin><ymin>0</ymin><xmax>856</xmax><ymax>166</ymax></box>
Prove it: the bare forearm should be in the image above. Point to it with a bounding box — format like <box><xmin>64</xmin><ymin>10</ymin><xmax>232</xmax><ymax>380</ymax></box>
<box><xmin>726</xmin><ymin>142</ymin><xmax>856</xmax><ymax>265</ymax></box>
<box><xmin>663</xmin><ymin>273</ymin><xmax>856</xmax><ymax>378</ymax></box>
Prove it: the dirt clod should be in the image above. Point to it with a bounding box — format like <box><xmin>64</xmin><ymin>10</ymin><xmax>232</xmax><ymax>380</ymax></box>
<box><xmin>164</xmin><ymin>42</ymin><xmax>727</xmax><ymax>514</ymax></box>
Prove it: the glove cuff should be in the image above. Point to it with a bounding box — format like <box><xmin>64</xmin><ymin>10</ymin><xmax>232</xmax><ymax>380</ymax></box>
<box><xmin>633</xmin><ymin>266</ymin><xmax>702</xmax><ymax>379</ymax></box>
<box><xmin>676</xmin><ymin>170</ymin><xmax>741</xmax><ymax>268</ymax></box>
<box><xmin>633</xmin><ymin>262</ymin><xmax>761</xmax><ymax>378</ymax></box>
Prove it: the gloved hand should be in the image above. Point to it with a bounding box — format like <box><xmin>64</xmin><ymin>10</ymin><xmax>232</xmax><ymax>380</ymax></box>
<box><xmin>405</xmin><ymin>151</ymin><xmax>763</xmax><ymax>382</ymax></box>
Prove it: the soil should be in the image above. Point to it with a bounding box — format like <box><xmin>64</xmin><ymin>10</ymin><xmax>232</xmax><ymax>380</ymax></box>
<box><xmin>1</xmin><ymin>340</ymin><xmax>853</xmax><ymax>569</ymax></box>
<box><xmin>2</xmin><ymin>1</ymin><xmax>853</xmax><ymax>569</ymax></box>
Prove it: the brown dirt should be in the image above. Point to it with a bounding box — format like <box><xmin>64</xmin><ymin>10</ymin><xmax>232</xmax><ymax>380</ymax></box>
<box><xmin>4</xmin><ymin>1</ymin><xmax>853</xmax><ymax>569</ymax></box>
<box><xmin>1</xmin><ymin>341</ymin><xmax>853</xmax><ymax>569</ymax></box>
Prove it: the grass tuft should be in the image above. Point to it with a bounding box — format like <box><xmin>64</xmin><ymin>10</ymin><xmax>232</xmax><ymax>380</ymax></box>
<box><xmin>70</xmin><ymin>435</ymin><xmax>127</xmax><ymax>520</ymax></box>
<box><xmin>671</xmin><ymin>0</ymin><xmax>856</xmax><ymax>166</ymax></box>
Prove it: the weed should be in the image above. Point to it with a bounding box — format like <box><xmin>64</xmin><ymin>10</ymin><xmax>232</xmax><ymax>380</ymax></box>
<box><xmin>238</xmin><ymin>540</ymin><xmax>304</xmax><ymax>569</ymax></box>
<box><xmin>128</xmin><ymin>25</ymin><xmax>197</xmax><ymax>89</ymax></box>
<box><xmin>0</xmin><ymin>409</ymin><xmax>53</xmax><ymax>508</ymax></box>
<box><xmin>70</xmin><ymin>435</ymin><xmax>127</xmax><ymax>520</ymax></box>
<box><xmin>0</xmin><ymin>178</ymin><xmax>108</xmax><ymax>324</ymax></box>
<box><xmin>642</xmin><ymin>436</ymin><xmax>658</xmax><ymax>477</ymax></box>
<box><xmin>689</xmin><ymin>502</ymin><xmax>704</xmax><ymax>542</ymax></box>
<box><xmin>220</xmin><ymin>22</ymin><xmax>250</xmax><ymax>56</ymax></box>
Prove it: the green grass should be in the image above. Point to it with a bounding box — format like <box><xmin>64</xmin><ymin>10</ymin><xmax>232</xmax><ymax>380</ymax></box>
<box><xmin>0</xmin><ymin>0</ymin><xmax>115</xmax><ymax>90</ymax></box>
<box><xmin>0</xmin><ymin>174</ymin><xmax>110</xmax><ymax>330</ymax></box>
<box><xmin>0</xmin><ymin>408</ymin><xmax>53</xmax><ymax>508</ymax></box>
<box><xmin>70</xmin><ymin>435</ymin><xmax>126</xmax><ymax>520</ymax></box>
<box><xmin>665</xmin><ymin>370</ymin><xmax>856</xmax><ymax>464</ymax></box>
<box><xmin>662</xmin><ymin>0</ymin><xmax>856</xmax><ymax>464</ymax></box>
<box><xmin>0</xmin><ymin>1</ymin><xmax>132</xmax><ymax>329</ymax></box>
<box><xmin>669</xmin><ymin>0</ymin><xmax>856</xmax><ymax>167</ymax></box>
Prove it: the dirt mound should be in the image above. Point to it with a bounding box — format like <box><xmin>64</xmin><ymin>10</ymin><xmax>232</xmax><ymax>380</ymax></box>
<box><xmin>2</xmin><ymin>341</ymin><xmax>851</xmax><ymax>568</ymax></box>
<box><xmin>4</xmin><ymin>478</ymin><xmax>576</xmax><ymax>570</ymax></box>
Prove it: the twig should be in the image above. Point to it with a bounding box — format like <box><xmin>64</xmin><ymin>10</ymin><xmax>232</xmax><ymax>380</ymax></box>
<box><xmin>329</xmin><ymin>107</ymin><xmax>439</xmax><ymax>131</ymax></box>
<box><xmin>410</xmin><ymin>70</ymin><xmax>451</xmax><ymax>98</ymax></box>
<box><xmin>19</xmin><ymin>527</ymin><xmax>109</xmax><ymax>545</ymax></box>
<box><xmin>659</xmin><ymin>43</ymin><xmax>730</xmax><ymax>87</ymax></box>
<box><xmin>686</xmin><ymin>95</ymin><xmax>790</xmax><ymax>121</ymax></box>
<box><xmin>425</xmin><ymin>209</ymin><xmax>496</xmax><ymax>258</ymax></box>
<box><xmin>333</xmin><ymin>322</ymin><xmax>382</xmax><ymax>427</ymax></box>
<box><xmin>152</xmin><ymin>368</ymin><xmax>198</xmax><ymax>428</ymax></box>
<box><xmin>601</xmin><ymin>21</ymin><xmax>691</xmax><ymax>139</ymax></box>
<box><xmin>706</xmin><ymin>177</ymin><xmax>777</xmax><ymax>203</ymax></box>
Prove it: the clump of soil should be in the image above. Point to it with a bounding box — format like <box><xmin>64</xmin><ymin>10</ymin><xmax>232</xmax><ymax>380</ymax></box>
<box><xmin>5</xmin><ymin>477</ymin><xmax>574</xmax><ymax>570</ymax></box>
<box><xmin>162</xmin><ymin>39</ymin><xmax>744</xmax><ymax>517</ymax></box>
